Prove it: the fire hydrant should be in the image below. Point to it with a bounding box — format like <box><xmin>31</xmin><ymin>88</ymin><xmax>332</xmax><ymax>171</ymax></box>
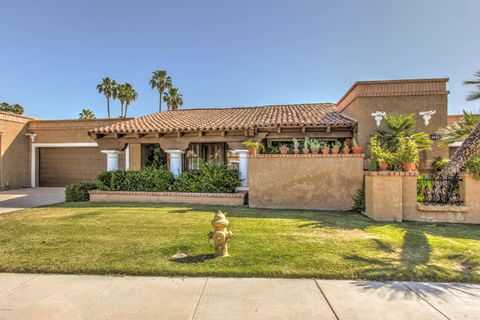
<box><xmin>208</xmin><ymin>210</ymin><xmax>233</xmax><ymax>257</ymax></box>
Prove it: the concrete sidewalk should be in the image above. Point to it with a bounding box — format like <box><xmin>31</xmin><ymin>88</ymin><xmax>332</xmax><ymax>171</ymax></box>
<box><xmin>0</xmin><ymin>188</ymin><xmax>64</xmax><ymax>214</ymax></box>
<box><xmin>0</xmin><ymin>274</ymin><xmax>479</xmax><ymax>320</ymax></box>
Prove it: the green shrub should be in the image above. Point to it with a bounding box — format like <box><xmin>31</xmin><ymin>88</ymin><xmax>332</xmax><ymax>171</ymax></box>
<box><xmin>96</xmin><ymin>166</ymin><xmax>174</xmax><ymax>192</ymax></box>
<box><xmin>369</xmin><ymin>136</ymin><xmax>394</xmax><ymax>169</ymax></box>
<box><xmin>431</xmin><ymin>156</ymin><xmax>450</xmax><ymax>171</ymax></box>
<box><xmin>65</xmin><ymin>182</ymin><xmax>97</xmax><ymax>202</ymax></box>
<box><xmin>352</xmin><ymin>186</ymin><xmax>365</xmax><ymax>213</ymax></box>
<box><xmin>467</xmin><ymin>155</ymin><xmax>480</xmax><ymax>179</ymax></box>
<box><xmin>173</xmin><ymin>162</ymin><xmax>240</xmax><ymax>193</ymax></box>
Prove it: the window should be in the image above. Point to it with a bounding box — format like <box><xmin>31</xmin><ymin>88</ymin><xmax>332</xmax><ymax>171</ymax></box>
<box><xmin>185</xmin><ymin>143</ymin><xmax>227</xmax><ymax>171</ymax></box>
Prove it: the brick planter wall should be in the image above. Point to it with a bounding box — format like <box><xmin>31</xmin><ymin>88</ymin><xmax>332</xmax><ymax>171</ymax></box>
<box><xmin>89</xmin><ymin>190</ymin><xmax>246</xmax><ymax>207</ymax></box>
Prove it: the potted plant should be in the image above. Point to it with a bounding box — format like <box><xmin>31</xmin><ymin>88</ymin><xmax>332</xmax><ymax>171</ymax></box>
<box><xmin>242</xmin><ymin>139</ymin><xmax>264</xmax><ymax>155</ymax></box>
<box><xmin>351</xmin><ymin>138</ymin><xmax>364</xmax><ymax>154</ymax></box>
<box><xmin>302</xmin><ymin>137</ymin><xmax>310</xmax><ymax>154</ymax></box>
<box><xmin>395</xmin><ymin>137</ymin><xmax>419</xmax><ymax>172</ymax></box>
<box><xmin>320</xmin><ymin>141</ymin><xmax>330</xmax><ymax>154</ymax></box>
<box><xmin>342</xmin><ymin>141</ymin><xmax>351</xmax><ymax>154</ymax></box>
<box><xmin>292</xmin><ymin>138</ymin><xmax>300</xmax><ymax>154</ymax></box>
<box><xmin>279</xmin><ymin>144</ymin><xmax>289</xmax><ymax>154</ymax></box>
<box><xmin>309</xmin><ymin>139</ymin><xmax>320</xmax><ymax>154</ymax></box>
<box><xmin>331</xmin><ymin>140</ymin><xmax>341</xmax><ymax>154</ymax></box>
<box><xmin>369</xmin><ymin>136</ymin><xmax>393</xmax><ymax>171</ymax></box>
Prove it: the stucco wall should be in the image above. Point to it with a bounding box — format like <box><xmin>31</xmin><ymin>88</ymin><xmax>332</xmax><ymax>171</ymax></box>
<box><xmin>339</xmin><ymin>79</ymin><xmax>449</xmax><ymax>169</ymax></box>
<box><xmin>365</xmin><ymin>172</ymin><xmax>480</xmax><ymax>224</ymax></box>
<box><xmin>248</xmin><ymin>154</ymin><xmax>365</xmax><ymax>211</ymax></box>
<box><xmin>0</xmin><ymin>113</ymin><xmax>32</xmax><ymax>189</ymax></box>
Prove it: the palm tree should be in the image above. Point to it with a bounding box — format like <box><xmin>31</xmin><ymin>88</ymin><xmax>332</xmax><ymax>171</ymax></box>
<box><xmin>123</xmin><ymin>83</ymin><xmax>138</xmax><ymax>118</ymax></box>
<box><xmin>78</xmin><ymin>109</ymin><xmax>96</xmax><ymax>119</ymax></box>
<box><xmin>375</xmin><ymin>113</ymin><xmax>431</xmax><ymax>151</ymax></box>
<box><xmin>163</xmin><ymin>87</ymin><xmax>183</xmax><ymax>111</ymax></box>
<box><xmin>116</xmin><ymin>83</ymin><xmax>128</xmax><ymax>118</ymax></box>
<box><xmin>149</xmin><ymin>70</ymin><xmax>172</xmax><ymax>113</ymax></box>
<box><xmin>439</xmin><ymin>110</ymin><xmax>480</xmax><ymax>145</ymax></box>
<box><xmin>464</xmin><ymin>70</ymin><xmax>480</xmax><ymax>101</ymax></box>
<box><xmin>97</xmin><ymin>77</ymin><xmax>118</xmax><ymax>118</ymax></box>
<box><xmin>0</xmin><ymin>102</ymin><xmax>24</xmax><ymax>115</ymax></box>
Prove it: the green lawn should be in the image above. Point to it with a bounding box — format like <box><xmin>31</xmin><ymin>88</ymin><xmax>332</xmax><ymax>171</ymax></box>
<box><xmin>0</xmin><ymin>202</ymin><xmax>479</xmax><ymax>282</ymax></box>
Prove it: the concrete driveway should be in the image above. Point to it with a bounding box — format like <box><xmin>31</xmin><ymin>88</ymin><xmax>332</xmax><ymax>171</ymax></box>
<box><xmin>0</xmin><ymin>274</ymin><xmax>479</xmax><ymax>319</ymax></box>
<box><xmin>0</xmin><ymin>187</ymin><xmax>65</xmax><ymax>214</ymax></box>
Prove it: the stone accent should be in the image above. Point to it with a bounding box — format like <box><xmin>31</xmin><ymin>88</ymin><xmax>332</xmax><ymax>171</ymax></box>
<box><xmin>89</xmin><ymin>190</ymin><xmax>246</xmax><ymax>206</ymax></box>
<box><xmin>365</xmin><ymin>172</ymin><xmax>480</xmax><ymax>224</ymax></box>
<box><xmin>248</xmin><ymin>155</ymin><xmax>365</xmax><ymax>211</ymax></box>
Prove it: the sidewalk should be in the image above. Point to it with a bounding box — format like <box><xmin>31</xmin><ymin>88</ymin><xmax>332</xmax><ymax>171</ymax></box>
<box><xmin>0</xmin><ymin>273</ymin><xmax>479</xmax><ymax>320</ymax></box>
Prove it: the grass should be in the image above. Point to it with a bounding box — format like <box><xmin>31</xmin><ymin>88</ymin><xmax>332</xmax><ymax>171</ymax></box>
<box><xmin>0</xmin><ymin>202</ymin><xmax>479</xmax><ymax>282</ymax></box>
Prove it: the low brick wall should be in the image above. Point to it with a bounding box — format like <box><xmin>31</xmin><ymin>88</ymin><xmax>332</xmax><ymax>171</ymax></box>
<box><xmin>89</xmin><ymin>190</ymin><xmax>246</xmax><ymax>206</ymax></box>
<box><xmin>248</xmin><ymin>154</ymin><xmax>365</xmax><ymax>211</ymax></box>
<box><xmin>365</xmin><ymin>172</ymin><xmax>480</xmax><ymax>224</ymax></box>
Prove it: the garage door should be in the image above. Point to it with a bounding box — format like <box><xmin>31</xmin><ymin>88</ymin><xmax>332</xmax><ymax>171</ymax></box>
<box><xmin>39</xmin><ymin>147</ymin><xmax>125</xmax><ymax>187</ymax></box>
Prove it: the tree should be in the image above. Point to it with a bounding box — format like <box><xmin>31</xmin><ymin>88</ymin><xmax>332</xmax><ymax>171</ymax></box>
<box><xmin>123</xmin><ymin>83</ymin><xmax>138</xmax><ymax>118</ymax></box>
<box><xmin>0</xmin><ymin>102</ymin><xmax>24</xmax><ymax>115</ymax></box>
<box><xmin>375</xmin><ymin>113</ymin><xmax>431</xmax><ymax>151</ymax></box>
<box><xmin>97</xmin><ymin>77</ymin><xmax>118</xmax><ymax>118</ymax></box>
<box><xmin>149</xmin><ymin>70</ymin><xmax>172</xmax><ymax>113</ymax></box>
<box><xmin>464</xmin><ymin>70</ymin><xmax>480</xmax><ymax>101</ymax></box>
<box><xmin>78</xmin><ymin>109</ymin><xmax>96</xmax><ymax>119</ymax></box>
<box><xmin>117</xmin><ymin>83</ymin><xmax>138</xmax><ymax>118</ymax></box>
<box><xmin>439</xmin><ymin>110</ymin><xmax>480</xmax><ymax>145</ymax></box>
<box><xmin>163</xmin><ymin>87</ymin><xmax>183</xmax><ymax>111</ymax></box>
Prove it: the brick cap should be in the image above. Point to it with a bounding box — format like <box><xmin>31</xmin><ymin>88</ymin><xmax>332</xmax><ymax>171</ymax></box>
<box><xmin>251</xmin><ymin>153</ymin><xmax>365</xmax><ymax>158</ymax></box>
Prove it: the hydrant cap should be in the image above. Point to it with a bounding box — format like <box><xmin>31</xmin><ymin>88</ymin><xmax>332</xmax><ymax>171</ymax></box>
<box><xmin>212</xmin><ymin>210</ymin><xmax>229</xmax><ymax>226</ymax></box>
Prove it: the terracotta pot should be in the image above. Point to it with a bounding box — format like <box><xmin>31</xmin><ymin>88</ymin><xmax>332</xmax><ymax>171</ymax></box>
<box><xmin>321</xmin><ymin>148</ymin><xmax>330</xmax><ymax>154</ymax></box>
<box><xmin>311</xmin><ymin>148</ymin><xmax>319</xmax><ymax>154</ymax></box>
<box><xmin>279</xmin><ymin>147</ymin><xmax>289</xmax><ymax>154</ymax></box>
<box><xmin>331</xmin><ymin>148</ymin><xmax>340</xmax><ymax>154</ymax></box>
<box><xmin>378</xmin><ymin>161</ymin><xmax>389</xmax><ymax>171</ymax></box>
<box><xmin>248</xmin><ymin>148</ymin><xmax>257</xmax><ymax>156</ymax></box>
<box><xmin>343</xmin><ymin>148</ymin><xmax>351</xmax><ymax>154</ymax></box>
<box><xmin>302</xmin><ymin>148</ymin><xmax>309</xmax><ymax>154</ymax></box>
<box><xmin>293</xmin><ymin>148</ymin><xmax>299</xmax><ymax>154</ymax></box>
<box><xmin>402</xmin><ymin>163</ymin><xmax>416</xmax><ymax>172</ymax></box>
<box><xmin>352</xmin><ymin>146</ymin><xmax>364</xmax><ymax>154</ymax></box>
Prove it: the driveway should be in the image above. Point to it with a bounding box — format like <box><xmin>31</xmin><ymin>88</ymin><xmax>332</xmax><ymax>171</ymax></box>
<box><xmin>0</xmin><ymin>187</ymin><xmax>64</xmax><ymax>214</ymax></box>
<box><xmin>0</xmin><ymin>274</ymin><xmax>479</xmax><ymax>319</ymax></box>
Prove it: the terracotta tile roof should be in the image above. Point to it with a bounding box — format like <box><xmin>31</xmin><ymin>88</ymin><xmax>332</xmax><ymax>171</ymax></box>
<box><xmin>90</xmin><ymin>103</ymin><xmax>356</xmax><ymax>134</ymax></box>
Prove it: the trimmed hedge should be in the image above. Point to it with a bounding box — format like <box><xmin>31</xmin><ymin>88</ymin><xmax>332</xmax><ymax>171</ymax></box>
<box><xmin>65</xmin><ymin>182</ymin><xmax>97</xmax><ymax>202</ymax></box>
<box><xmin>173</xmin><ymin>162</ymin><xmax>240</xmax><ymax>193</ymax></box>
<box><xmin>97</xmin><ymin>166</ymin><xmax>175</xmax><ymax>192</ymax></box>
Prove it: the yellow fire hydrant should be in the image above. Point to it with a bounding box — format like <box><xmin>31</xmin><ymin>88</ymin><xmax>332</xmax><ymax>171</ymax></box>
<box><xmin>208</xmin><ymin>210</ymin><xmax>233</xmax><ymax>257</ymax></box>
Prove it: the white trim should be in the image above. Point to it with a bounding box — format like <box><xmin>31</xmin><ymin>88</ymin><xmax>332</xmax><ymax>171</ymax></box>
<box><xmin>449</xmin><ymin>141</ymin><xmax>463</xmax><ymax>147</ymax></box>
<box><xmin>30</xmin><ymin>142</ymin><xmax>99</xmax><ymax>188</ymax></box>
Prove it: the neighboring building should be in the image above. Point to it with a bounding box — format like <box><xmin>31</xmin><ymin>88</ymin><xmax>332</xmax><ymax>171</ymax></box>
<box><xmin>0</xmin><ymin>78</ymin><xmax>451</xmax><ymax>190</ymax></box>
<box><xmin>447</xmin><ymin>114</ymin><xmax>464</xmax><ymax>158</ymax></box>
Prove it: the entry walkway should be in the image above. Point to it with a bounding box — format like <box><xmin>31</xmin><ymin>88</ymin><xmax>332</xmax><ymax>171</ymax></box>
<box><xmin>0</xmin><ymin>273</ymin><xmax>478</xmax><ymax>319</ymax></box>
<box><xmin>0</xmin><ymin>187</ymin><xmax>64</xmax><ymax>214</ymax></box>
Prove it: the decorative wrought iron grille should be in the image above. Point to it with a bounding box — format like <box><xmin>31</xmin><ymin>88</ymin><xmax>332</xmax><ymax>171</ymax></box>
<box><xmin>417</xmin><ymin>175</ymin><xmax>463</xmax><ymax>206</ymax></box>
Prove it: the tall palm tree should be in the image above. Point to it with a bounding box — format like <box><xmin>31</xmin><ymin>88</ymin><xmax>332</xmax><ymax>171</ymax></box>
<box><xmin>78</xmin><ymin>109</ymin><xmax>96</xmax><ymax>119</ymax></box>
<box><xmin>116</xmin><ymin>83</ymin><xmax>128</xmax><ymax>118</ymax></box>
<box><xmin>163</xmin><ymin>87</ymin><xmax>183</xmax><ymax>111</ymax></box>
<box><xmin>97</xmin><ymin>77</ymin><xmax>118</xmax><ymax>118</ymax></box>
<box><xmin>149</xmin><ymin>70</ymin><xmax>172</xmax><ymax>113</ymax></box>
<box><xmin>0</xmin><ymin>102</ymin><xmax>24</xmax><ymax>115</ymax></box>
<box><xmin>123</xmin><ymin>83</ymin><xmax>138</xmax><ymax>118</ymax></box>
<box><xmin>464</xmin><ymin>70</ymin><xmax>480</xmax><ymax>101</ymax></box>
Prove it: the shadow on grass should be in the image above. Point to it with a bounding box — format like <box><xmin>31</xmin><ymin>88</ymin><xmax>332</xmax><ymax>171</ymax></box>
<box><xmin>171</xmin><ymin>253</ymin><xmax>215</xmax><ymax>264</ymax></box>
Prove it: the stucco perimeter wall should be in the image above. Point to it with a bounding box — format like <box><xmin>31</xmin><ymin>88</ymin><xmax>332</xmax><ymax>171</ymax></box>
<box><xmin>0</xmin><ymin>112</ymin><xmax>32</xmax><ymax>189</ymax></box>
<box><xmin>248</xmin><ymin>154</ymin><xmax>365</xmax><ymax>211</ymax></box>
<box><xmin>89</xmin><ymin>190</ymin><xmax>246</xmax><ymax>206</ymax></box>
<box><xmin>365</xmin><ymin>172</ymin><xmax>480</xmax><ymax>224</ymax></box>
<box><xmin>338</xmin><ymin>79</ymin><xmax>449</xmax><ymax>168</ymax></box>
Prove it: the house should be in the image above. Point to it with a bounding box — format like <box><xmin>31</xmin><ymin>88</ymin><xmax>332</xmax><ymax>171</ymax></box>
<box><xmin>0</xmin><ymin>78</ymin><xmax>449</xmax><ymax>190</ymax></box>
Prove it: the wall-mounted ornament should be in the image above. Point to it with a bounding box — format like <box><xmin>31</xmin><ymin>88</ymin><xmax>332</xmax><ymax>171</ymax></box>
<box><xmin>419</xmin><ymin>110</ymin><xmax>436</xmax><ymax>126</ymax></box>
<box><xmin>371</xmin><ymin>111</ymin><xmax>386</xmax><ymax>127</ymax></box>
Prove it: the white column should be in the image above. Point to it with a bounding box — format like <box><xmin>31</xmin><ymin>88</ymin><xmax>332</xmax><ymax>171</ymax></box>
<box><xmin>233</xmin><ymin>149</ymin><xmax>249</xmax><ymax>187</ymax></box>
<box><xmin>101</xmin><ymin>150</ymin><xmax>121</xmax><ymax>171</ymax></box>
<box><xmin>165</xmin><ymin>150</ymin><xmax>185</xmax><ymax>177</ymax></box>
<box><xmin>125</xmin><ymin>144</ymin><xmax>130</xmax><ymax>171</ymax></box>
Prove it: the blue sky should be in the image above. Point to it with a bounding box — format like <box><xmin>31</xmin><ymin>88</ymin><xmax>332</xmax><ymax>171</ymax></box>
<box><xmin>1</xmin><ymin>0</ymin><xmax>479</xmax><ymax>119</ymax></box>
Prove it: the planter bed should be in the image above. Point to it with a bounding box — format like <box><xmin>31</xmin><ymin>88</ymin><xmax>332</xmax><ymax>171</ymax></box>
<box><xmin>89</xmin><ymin>190</ymin><xmax>246</xmax><ymax>206</ymax></box>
